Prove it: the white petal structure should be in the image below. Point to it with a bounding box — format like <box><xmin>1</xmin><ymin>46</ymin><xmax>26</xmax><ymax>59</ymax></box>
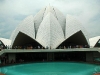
<box><xmin>33</xmin><ymin>8</ymin><xmax>46</xmax><ymax>34</ymax></box>
<box><xmin>0</xmin><ymin>38</ymin><xmax>11</xmax><ymax>46</ymax></box>
<box><xmin>65</xmin><ymin>15</ymin><xmax>89</xmax><ymax>45</ymax></box>
<box><xmin>19</xmin><ymin>15</ymin><xmax>35</xmax><ymax>39</ymax></box>
<box><xmin>43</xmin><ymin>6</ymin><xmax>66</xmax><ymax>33</ymax></box>
<box><xmin>89</xmin><ymin>36</ymin><xmax>100</xmax><ymax>48</ymax></box>
<box><xmin>11</xmin><ymin>15</ymin><xmax>35</xmax><ymax>46</ymax></box>
<box><xmin>34</xmin><ymin>6</ymin><xmax>66</xmax><ymax>34</ymax></box>
<box><xmin>11</xmin><ymin>6</ymin><xmax>89</xmax><ymax>49</ymax></box>
<box><xmin>36</xmin><ymin>12</ymin><xmax>64</xmax><ymax>49</ymax></box>
<box><xmin>52</xmin><ymin>7</ymin><xmax>66</xmax><ymax>34</ymax></box>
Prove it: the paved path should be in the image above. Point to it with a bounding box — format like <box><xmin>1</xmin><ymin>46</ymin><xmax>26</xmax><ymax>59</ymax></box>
<box><xmin>0</xmin><ymin>73</ymin><xmax>5</xmax><ymax>75</ymax></box>
<box><xmin>94</xmin><ymin>73</ymin><xmax>100</xmax><ymax>75</ymax></box>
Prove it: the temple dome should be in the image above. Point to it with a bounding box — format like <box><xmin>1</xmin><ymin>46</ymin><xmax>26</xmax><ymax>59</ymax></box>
<box><xmin>11</xmin><ymin>6</ymin><xmax>89</xmax><ymax>49</ymax></box>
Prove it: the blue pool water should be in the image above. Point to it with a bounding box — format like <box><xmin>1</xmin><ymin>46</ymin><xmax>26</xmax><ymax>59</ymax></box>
<box><xmin>0</xmin><ymin>62</ymin><xmax>100</xmax><ymax>75</ymax></box>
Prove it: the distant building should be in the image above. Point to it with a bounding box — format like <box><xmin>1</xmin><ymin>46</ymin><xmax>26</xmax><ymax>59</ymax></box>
<box><xmin>11</xmin><ymin>6</ymin><xmax>89</xmax><ymax>49</ymax></box>
<box><xmin>89</xmin><ymin>36</ymin><xmax>100</xmax><ymax>48</ymax></box>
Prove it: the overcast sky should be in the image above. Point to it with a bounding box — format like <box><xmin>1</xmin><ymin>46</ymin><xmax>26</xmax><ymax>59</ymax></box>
<box><xmin>0</xmin><ymin>0</ymin><xmax>100</xmax><ymax>39</ymax></box>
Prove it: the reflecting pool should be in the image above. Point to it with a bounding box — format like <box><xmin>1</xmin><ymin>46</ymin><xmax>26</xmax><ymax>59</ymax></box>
<box><xmin>0</xmin><ymin>62</ymin><xmax>100</xmax><ymax>75</ymax></box>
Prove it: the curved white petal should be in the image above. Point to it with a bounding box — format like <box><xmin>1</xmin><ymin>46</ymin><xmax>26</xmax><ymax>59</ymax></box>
<box><xmin>43</xmin><ymin>6</ymin><xmax>66</xmax><ymax>33</ymax></box>
<box><xmin>11</xmin><ymin>15</ymin><xmax>35</xmax><ymax>46</ymax></box>
<box><xmin>33</xmin><ymin>7</ymin><xmax>46</xmax><ymax>34</ymax></box>
<box><xmin>53</xmin><ymin>7</ymin><xmax>66</xmax><ymax>34</ymax></box>
<box><xmin>89</xmin><ymin>36</ymin><xmax>100</xmax><ymax>47</ymax></box>
<box><xmin>65</xmin><ymin>15</ymin><xmax>89</xmax><ymax>45</ymax></box>
<box><xmin>33</xmin><ymin>6</ymin><xmax>66</xmax><ymax>35</ymax></box>
<box><xmin>0</xmin><ymin>38</ymin><xmax>11</xmax><ymax>46</ymax></box>
<box><xmin>36</xmin><ymin>12</ymin><xmax>64</xmax><ymax>49</ymax></box>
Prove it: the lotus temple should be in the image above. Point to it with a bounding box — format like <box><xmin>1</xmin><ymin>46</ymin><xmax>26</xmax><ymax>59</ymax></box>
<box><xmin>0</xmin><ymin>6</ymin><xmax>100</xmax><ymax>64</ymax></box>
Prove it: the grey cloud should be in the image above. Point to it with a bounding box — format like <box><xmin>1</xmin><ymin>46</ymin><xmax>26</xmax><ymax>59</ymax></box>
<box><xmin>0</xmin><ymin>0</ymin><xmax>100</xmax><ymax>39</ymax></box>
<box><xmin>90</xmin><ymin>14</ymin><xmax>100</xmax><ymax>22</ymax></box>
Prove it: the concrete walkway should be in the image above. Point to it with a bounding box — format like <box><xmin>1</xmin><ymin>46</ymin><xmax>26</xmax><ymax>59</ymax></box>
<box><xmin>0</xmin><ymin>73</ymin><xmax>5</xmax><ymax>75</ymax></box>
<box><xmin>0</xmin><ymin>48</ymin><xmax>100</xmax><ymax>56</ymax></box>
<box><xmin>94</xmin><ymin>73</ymin><xmax>100</xmax><ymax>75</ymax></box>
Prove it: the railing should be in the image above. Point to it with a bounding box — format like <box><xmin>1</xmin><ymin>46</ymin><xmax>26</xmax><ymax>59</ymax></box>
<box><xmin>0</xmin><ymin>48</ymin><xmax>100</xmax><ymax>56</ymax></box>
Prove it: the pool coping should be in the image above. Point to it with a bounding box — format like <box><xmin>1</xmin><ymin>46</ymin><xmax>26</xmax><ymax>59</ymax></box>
<box><xmin>0</xmin><ymin>61</ymin><xmax>100</xmax><ymax>68</ymax></box>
